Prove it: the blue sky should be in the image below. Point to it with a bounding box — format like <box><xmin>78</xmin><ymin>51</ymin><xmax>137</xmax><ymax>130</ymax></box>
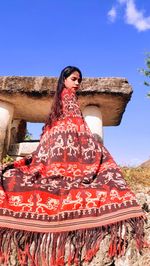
<box><xmin>0</xmin><ymin>0</ymin><xmax>150</xmax><ymax>166</ymax></box>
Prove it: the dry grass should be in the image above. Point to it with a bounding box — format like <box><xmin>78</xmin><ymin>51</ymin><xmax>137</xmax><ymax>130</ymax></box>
<box><xmin>121</xmin><ymin>166</ymin><xmax>150</xmax><ymax>188</ymax></box>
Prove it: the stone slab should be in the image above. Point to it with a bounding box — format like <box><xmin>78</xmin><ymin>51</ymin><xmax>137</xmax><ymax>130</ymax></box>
<box><xmin>0</xmin><ymin>76</ymin><xmax>132</xmax><ymax>126</ymax></box>
<box><xmin>8</xmin><ymin>142</ymin><xmax>39</xmax><ymax>156</ymax></box>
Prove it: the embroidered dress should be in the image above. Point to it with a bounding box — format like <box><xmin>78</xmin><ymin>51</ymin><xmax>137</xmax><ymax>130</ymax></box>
<box><xmin>0</xmin><ymin>87</ymin><xmax>145</xmax><ymax>265</ymax></box>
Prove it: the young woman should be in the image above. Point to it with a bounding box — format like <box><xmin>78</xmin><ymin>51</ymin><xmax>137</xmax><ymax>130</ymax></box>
<box><xmin>0</xmin><ymin>66</ymin><xmax>145</xmax><ymax>266</ymax></box>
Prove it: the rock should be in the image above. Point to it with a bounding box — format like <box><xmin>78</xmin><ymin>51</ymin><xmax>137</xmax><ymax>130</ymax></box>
<box><xmin>0</xmin><ymin>76</ymin><xmax>132</xmax><ymax>125</ymax></box>
<box><xmin>136</xmin><ymin>191</ymin><xmax>150</xmax><ymax>212</ymax></box>
<box><xmin>88</xmin><ymin>235</ymin><xmax>113</xmax><ymax>266</ymax></box>
<box><xmin>140</xmin><ymin>159</ymin><xmax>150</xmax><ymax>168</ymax></box>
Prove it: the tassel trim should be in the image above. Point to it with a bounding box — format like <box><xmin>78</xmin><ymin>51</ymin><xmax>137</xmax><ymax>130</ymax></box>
<box><xmin>0</xmin><ymin>217</ymin><xmax>145</xmax><ymax>266</ymax></box>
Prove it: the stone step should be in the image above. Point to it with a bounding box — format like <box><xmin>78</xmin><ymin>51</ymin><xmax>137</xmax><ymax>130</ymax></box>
<box><xmin>8</xmin><ymin>141</ymin><xmax>39</xmax><ymax>157</ymax></box>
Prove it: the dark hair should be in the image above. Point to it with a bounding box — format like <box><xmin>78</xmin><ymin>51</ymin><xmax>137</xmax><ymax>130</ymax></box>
<box><xmin>41</xmin><ymin>66</ymin><xmax>82</xmax><ymax>137</ymax></box>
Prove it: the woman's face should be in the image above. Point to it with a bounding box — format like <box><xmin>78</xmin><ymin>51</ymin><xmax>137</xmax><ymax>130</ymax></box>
<box><xmin>64</xmin><ymin>71</ymin><xmax>81</xmax><ymax>90</ymax></box>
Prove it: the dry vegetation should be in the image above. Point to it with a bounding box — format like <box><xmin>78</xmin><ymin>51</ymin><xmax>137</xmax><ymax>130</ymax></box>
<box><xmin>121</xmin><ymin>166</ymin><xmax>150</xmax><ymax>189</ymax></box>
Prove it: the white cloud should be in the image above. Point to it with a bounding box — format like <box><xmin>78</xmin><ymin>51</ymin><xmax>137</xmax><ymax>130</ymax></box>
<box><xmin>107</xmin><ymin>6</ymin><xmax>117</xmax><ymax>22</ymax></box>
<box><xmin>111</xmin><ymin>0</ymin><xmax>150</xmax><ymax>31</ymax></box>
<box><xmin>125</xmin><ymin>0</ymin><xmax>150</xmax><ymax>31</ymax></box>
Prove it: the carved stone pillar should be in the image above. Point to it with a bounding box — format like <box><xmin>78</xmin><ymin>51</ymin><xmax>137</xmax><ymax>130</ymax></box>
<box><xmin>0</xmin><ymin>101</ymin><xmax>14</xmax><ymax>161</ymax></box>
<box><xmin>82</xmin><ymin>105</ymin><xmax>103</xmax><ymax>143</ymax></box>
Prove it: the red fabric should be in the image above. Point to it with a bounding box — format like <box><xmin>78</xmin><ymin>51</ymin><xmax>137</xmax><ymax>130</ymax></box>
<box><xmin>0</xmin><ymin>87</ymin><xmax>145</xmax><ymax>265</ymax></box>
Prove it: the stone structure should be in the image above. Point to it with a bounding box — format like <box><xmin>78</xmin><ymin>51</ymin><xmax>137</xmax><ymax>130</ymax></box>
<box><xmin>1</xmin><ymin>77</ymin><xmax>149</xmax><ymax>265</ymax></box>
<box><xmin>0</xmin><ymin>76</ymin><xmax>132</xmax><ymax>161</ymax></box>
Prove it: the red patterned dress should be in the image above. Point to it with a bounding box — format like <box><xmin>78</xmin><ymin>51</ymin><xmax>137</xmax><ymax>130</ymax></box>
<box><xmin>0</xmin><ymin>87</ymin><xmax>145</xmax><ymax>265</ymax></box>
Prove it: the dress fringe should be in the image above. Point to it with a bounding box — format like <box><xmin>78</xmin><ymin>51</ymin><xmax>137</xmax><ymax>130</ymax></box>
<box><xmin>0</xmin><ymin>216</ymin><xmax>145</xmax><ymax>266</ymax></box>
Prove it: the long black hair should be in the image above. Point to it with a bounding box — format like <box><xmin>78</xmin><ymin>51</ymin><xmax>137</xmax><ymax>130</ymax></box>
<box><xmin>41</xmin><ymin>66</ymin><xmax>82</xmax><ymax>137</ymax></box>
